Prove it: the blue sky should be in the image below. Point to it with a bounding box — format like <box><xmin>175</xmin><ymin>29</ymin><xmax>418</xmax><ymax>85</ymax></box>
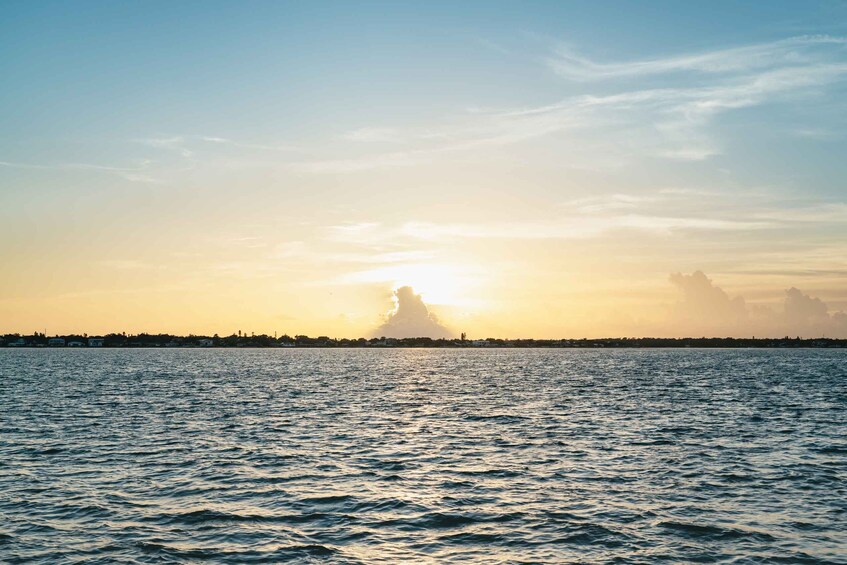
<box><xmin>2</xmin><ymin>1</ymin><xmax>847</xmax><ymax>337</ymax></box>
<box><xmin>4</xmin><ymin>1</ymin><xmax>846</xmax><ymax>141</ymax></box>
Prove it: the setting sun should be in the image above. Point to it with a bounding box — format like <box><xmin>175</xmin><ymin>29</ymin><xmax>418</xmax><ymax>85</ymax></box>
<box><xmin>353</xmin><ymin>263</ymin><xmax>476</xmax><ymax>308</ymax></box>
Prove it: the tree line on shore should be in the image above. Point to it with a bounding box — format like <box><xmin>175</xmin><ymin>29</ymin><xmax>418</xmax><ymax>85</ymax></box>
<box><xmin>2</xmin><ymin>332</ymin><xmax>846</xmax><ymax>348</ymax></box>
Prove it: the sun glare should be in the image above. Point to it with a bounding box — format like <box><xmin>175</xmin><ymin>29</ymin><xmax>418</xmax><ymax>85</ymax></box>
<box><xmin>390</xmin><ymin>264</ymin><xmax>464</xmax><ymax>305</ymax></box>
<box><xmin>344</xmin><ymin>263</ymin><xmax>469</xmax><ymax>306</ymax></box>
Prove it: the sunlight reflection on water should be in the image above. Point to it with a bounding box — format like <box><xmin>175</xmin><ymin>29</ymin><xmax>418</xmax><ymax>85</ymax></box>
<box><xmin>0</xmin><ymin>348</ymin><xmax>845</xmax><ymax>563</ymax></box>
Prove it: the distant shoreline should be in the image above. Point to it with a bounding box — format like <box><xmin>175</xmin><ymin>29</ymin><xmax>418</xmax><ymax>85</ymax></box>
<box><xmin>2</xmin><ymin>334</ymin><xmax>846</xmax><ymax>349</ymax></box>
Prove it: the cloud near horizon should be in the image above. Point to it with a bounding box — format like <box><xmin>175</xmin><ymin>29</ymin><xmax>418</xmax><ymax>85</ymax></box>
<box><xmin>668</xmin><ymin>271</ymin><xmax>847</xmax><ymax>338</ymax></box>
<box><xmin>372</xmin><ymin>286</ymin><xmax>454</xmax><ymax>339</ymax></box>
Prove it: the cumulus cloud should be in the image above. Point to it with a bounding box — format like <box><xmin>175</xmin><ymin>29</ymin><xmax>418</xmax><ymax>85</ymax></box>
<box><xmin>784</xmin><ymin>287</ymin><xmax>829</xmax><ymax>325</ymax></box>
<box><xmin>666</xmin><ymin>271</ymin><xmax>847</xmax><ymax>337</ymax></box>
<box><xmin>372</xmin><ymin>286</ymin><xmax>453</xmax><ymax>339</ymax></box>
<box><xmin>669</xmin><ymin>271</ymin><xmax>748</xmax><ymax>334</ymax></box>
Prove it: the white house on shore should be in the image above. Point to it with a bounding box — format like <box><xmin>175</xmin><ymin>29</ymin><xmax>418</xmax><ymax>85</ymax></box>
<box><xmin>88</xmin><ymin>338</ymin><xmax>105</xmax><ymax>347</ymax></box>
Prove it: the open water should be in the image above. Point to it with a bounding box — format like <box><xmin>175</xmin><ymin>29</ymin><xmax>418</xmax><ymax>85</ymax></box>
<box><xmin>0</xmin><ymin>348</ymin><xmax>845</xmax><ymax>563</ymax></box>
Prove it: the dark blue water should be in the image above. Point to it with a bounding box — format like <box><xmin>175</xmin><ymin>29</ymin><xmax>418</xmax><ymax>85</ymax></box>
<box><xmin>0</xmin><ymin>349</ymin><xmax>845</xmax><ymax>563</ymax></box>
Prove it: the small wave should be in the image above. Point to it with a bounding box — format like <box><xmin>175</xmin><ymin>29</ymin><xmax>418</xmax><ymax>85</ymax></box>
<box><xmin>438</xmin><ymin>532</ymin><xmax>506</xmax><ymax>544</ymax></box>
<box><xmin>786</xmin><ymin>520</ymin><xmax>828</xmax><ymax>532</ymax></box>
<box><xmin>29</xmin><ymin>447</ymin><xmax>64</xmax><ymax>456</ymax></box>
<box><xmin>657</xmin><ymin>520</ymin><xmax>775</xmax><ymax>541</ymax></box>
<box><xmin>455</xmin><ymin>468</ymin><xmax>522</xmax><ymax>478</ymax></box>
<box><xmin>155</xmin><ymin>509</ymin><xmax>275</xmax><ymax>525</ymax></box>
<box><xmin>465</xmin><ymin>414</ymin><xmax>529</xmax><ymax>422</ymax></box>
<box><xmin>269</xmin><ymin>544</ymin><xmax>336</xmax><ymax>558</ymax></box>
<box><xmin>376</xmin><ymin>460</ymin><xmax>406</xmax><ymax>471</ymax></box>
<box><xmin>55</xmin><ymin>503</ymin><xmax>116</xmax><ymax>520</ymax></box>
<box><xmin>558</xmin><ymin>529</ymin><xmax>628</xmax><ymax>547</ymax></box>
<box><xmin>250</xmin><ymin>473</ymin><xmax>325</xmax><ymax>484</ymax></box>
<box><xmin>658</xmin><ymin>426</ymin><xmax>699</xmax><ymax>434</ymax></box>
<box><xmin>377</xmin><ymin>511</ymin><xmax>525</xmax><ymax>530</ymax></box>
<box><xmin>718</xmin><ymin>472</ymin><xmax>754</xmax><ymax>483</ymax></box>
<box><xmin>542</xmin><ymin>511</ymin><xmax>588</xmax><ymax>523</ymax></box>
<box><xmin>630</xmin><ymin>439</ymin><xmax>674</xmax><ymax>446</ymax></box>
<box><xmin>351</xmin><ymin>498</ymin><xmax>422</xmax><ymax>513</ymax></box>
<box><xmin>156</xmin><ymin>509</ymin><xmax>235</xmax><ymax>525</ymax></box>
<box><xmin>300</xmin><ymin>494</ymin><xmax>354</xmax><ymax>505</ymax></box>
<box><xmin>280</xmin><ymin>512</ymin><xmax>354</xmax><ymax>525</ymax></box>
<box><xmin>438</xmin><ymin>480</ymin><xmax>476</xmax><ymax>489</ymax></box>
<box><xmin>154</xmin><ymin>508</ymin><xmax>359</xmax><ymax>527</ymax></box>
<box><xmin>135</xmin><ymin>541</ymin><xmax>336</xmax><ymax>560</ymax></box>
<box><xmin>814</xmin><ymin>445</ymin><xmax>847</xmax><ymax>455</ymax></box>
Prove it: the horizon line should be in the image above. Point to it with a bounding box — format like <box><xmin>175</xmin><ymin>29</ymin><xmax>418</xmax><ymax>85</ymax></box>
<box><xmin>3</xmin><ymin>332</ymin><xmax>845</xmax><ymax>349</ymax></box>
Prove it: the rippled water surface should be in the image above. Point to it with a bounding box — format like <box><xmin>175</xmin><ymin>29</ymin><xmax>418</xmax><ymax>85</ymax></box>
<box><xmin>1</xmin><ymin>349</ymin><xmax>845</xmax><ymax>563</ymax></box>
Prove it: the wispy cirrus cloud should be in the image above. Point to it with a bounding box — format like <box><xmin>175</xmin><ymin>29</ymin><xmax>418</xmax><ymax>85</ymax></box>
<box><xmin>398</xmin><ymin>215</ymin><xmax>770</xmax><ymax>241</ymax></box>
<box><xmin>0</xmin><ymin>159</ymin><xmax>162</xmax><ymax>183</ymax></box>
<box><xmin>485</xmin><ymin>60</ymin><xmax>847</xmax><ymax>160</ymax></box>
<box><xmin>547</xmin><ymin>35</ymin><xmax>847</xmax><ymax>80</ymax></box>
<box><xmin>138</xmin><ymin>136</ymin><xmax>196</xmax><ymax>158</ymax></box>
<box><xmin>322</xmin><ymin>187</ymin><xmax>847</xmax><ymax>249</ymax></box>
<box><xmin>323</xmin><ymin>212</ymin><xmax>771</xmax><ymax>248</ymax></box>
<box><xmin>564</xmin><ymin>193</ymin><xmax>659</xmax><ymax>213</ymax></box>
<box><xmin>287</xmin><ymin>150</ymin><xmax>427</xmax><ymax>173</ymax></box>
<box><xmin>340</xmin><ymin>127</ymin><xmax>403</xmax><ymax>143</ymax></box>
<box><xmin>136</xmin><ymin>134</ymin><xmax>298</xmax><ymax>156</ymax></box>
<box><xmin>752</xmin><ymin>202</ymin><xmax>847</xmax><ymax>222</ymax></box>
<box><xmin>291</xmin><ymin>35</ymin><xmax>847</xmax><ymax>172</ymax></box>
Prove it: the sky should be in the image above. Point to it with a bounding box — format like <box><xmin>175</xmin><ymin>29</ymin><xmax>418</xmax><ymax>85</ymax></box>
<box><xmin>2</xmin><ymin>1</ymin><xmax>847</xmax><ymax>338</ymax></box>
